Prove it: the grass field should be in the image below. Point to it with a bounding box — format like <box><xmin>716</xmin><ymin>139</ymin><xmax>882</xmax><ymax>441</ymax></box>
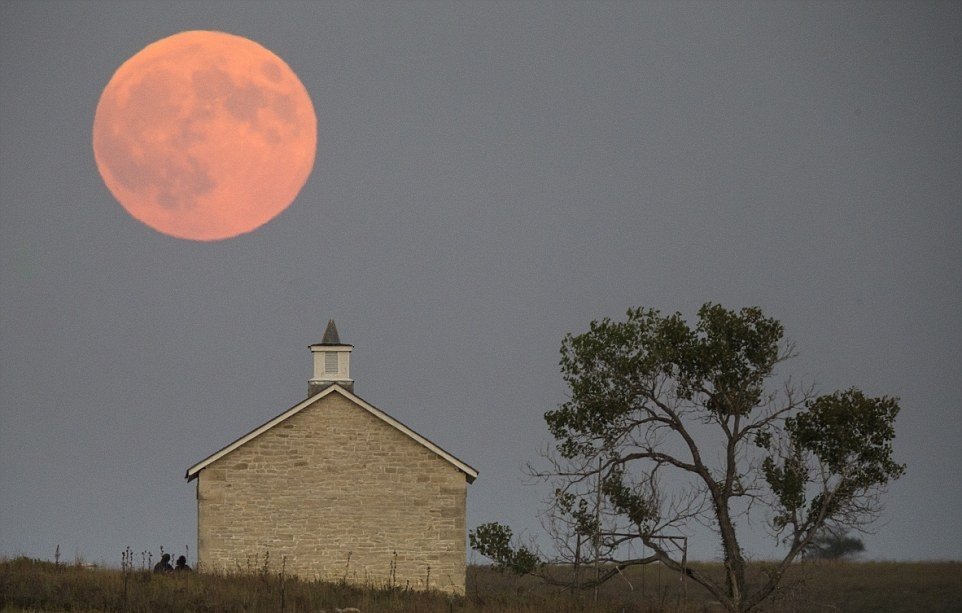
<box><xmin>1</xmin><ymin>556</ymin><xmax>960</xmax><ymax>612</ymax></box>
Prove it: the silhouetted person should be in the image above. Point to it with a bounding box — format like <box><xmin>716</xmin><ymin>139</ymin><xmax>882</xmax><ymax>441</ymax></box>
<box><xmin>174</xmin><ymin>555</ymin><xmax>191</xmax><ymax>572</ymax></box>
<box><xmin>153</xmin><ymin>553</ymin><xmax>173</xmax><ymax>574</ymax></box>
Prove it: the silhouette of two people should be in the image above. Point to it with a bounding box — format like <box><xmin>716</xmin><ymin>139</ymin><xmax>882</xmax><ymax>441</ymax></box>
<box><xmin>153</xmin><ymin>553</ymin><xmax>191</xmax><ymax>574</ymax></box>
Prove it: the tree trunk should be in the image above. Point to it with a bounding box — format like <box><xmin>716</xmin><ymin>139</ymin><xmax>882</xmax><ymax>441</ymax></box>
<box><xmin>715</xmin><ymin>502</ymin><xmax>747</xmax><ymax>611</ymax></box>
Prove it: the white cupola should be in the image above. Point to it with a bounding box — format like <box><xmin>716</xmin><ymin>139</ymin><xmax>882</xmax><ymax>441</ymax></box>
<box><xmin>308</xmin><ymin>319</ymin><xmax>354</xmax><ymax>396</ymax></box>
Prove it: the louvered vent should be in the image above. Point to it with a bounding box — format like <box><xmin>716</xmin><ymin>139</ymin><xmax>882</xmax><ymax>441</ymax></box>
<box><xmin>325</xmin><ymin>351</ymin><xmax>338</xmax><ymax>373</ymax></box>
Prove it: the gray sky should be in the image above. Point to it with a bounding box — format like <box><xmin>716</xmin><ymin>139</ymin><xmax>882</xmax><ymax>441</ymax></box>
<box><xmin>1</xmin><ymin>1</ymin><xmax>960</xmax><ymax>565</ymax></box>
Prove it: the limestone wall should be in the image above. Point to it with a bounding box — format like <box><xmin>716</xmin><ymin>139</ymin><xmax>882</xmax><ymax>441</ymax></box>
<box><xmin>196</xmin><ymin>392</ymin><xmax>468</xmax><ymax>594</ymax></box>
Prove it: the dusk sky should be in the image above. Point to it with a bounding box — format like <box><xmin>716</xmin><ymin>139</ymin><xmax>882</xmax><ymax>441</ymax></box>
<box><xmin>1</xmin><ymin>1</ymin><xmax>960</xmax><ymax>566</ymax></box>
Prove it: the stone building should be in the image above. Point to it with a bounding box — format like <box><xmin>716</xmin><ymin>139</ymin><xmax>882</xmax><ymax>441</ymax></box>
<box><xmin>185</xmin><ymin>321</ymin><xmax>477</xmax><ymax>594</ymax></box>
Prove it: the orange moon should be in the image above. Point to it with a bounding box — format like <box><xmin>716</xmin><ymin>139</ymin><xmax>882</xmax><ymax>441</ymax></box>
<box><xmin>92</xmin><ymin>31</ymin><xmax>316</xmax><ymax>241</ymax></box>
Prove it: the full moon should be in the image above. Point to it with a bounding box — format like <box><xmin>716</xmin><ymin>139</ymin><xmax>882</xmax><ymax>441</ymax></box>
<box><xmin>92</xmin><ymin>31</ymin><xmax>316</xmax><ymax>241</ymax></box>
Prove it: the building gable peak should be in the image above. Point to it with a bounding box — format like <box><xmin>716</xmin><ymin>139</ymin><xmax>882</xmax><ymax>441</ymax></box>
<box><xmin>185</xmin><ymin>384</ymin><xmax>478</xmax><ymax>484</ymax></box>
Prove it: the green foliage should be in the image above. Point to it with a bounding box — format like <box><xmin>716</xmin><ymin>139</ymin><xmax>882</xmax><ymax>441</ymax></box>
<box><xmin>546</xmin><ymin>303</ymin><xmax>785</xmax><ymax>459</ymax></box>
<box><xmin>601</xmin><ymin>465</ymin><xmax>659</xmax><ymax>530</ymax></box>
<box><xmin>788</xmin><ymin>389</ymin><xmax>905</xmax><ymax>488</ymax></box>
<box><xmin>762</xmin><ymin>452</ymin><xmax>808</xmax><ymax>530</ymax></box>
<box><xmin>689</xmin><ymin>303</ymin><xmax>784</xmax><ymax>415</ymax></box>
<box><xmin>468</xmin><ymin>523</ymin><xmax>541</xmax><ymax>576</ymax></box>
<box><xmin>759</xmin><ymin>389</ymin><xmax>906</xmax><ymax>528</ymax></box>
<box><xmin>553</xmin><ymin>490</ymin><xmax>600</xmax><ymax>539</ymax></box>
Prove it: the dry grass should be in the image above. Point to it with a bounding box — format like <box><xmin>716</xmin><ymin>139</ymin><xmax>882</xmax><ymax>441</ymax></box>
<box><xmin>1</xmin><ymin>556</ymin><xmax>960</xmax><ymax>612</ymax></box>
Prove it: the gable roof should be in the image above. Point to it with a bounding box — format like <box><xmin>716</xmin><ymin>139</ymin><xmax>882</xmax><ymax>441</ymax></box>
<box><xmin>185</xmin><ymin>385</ymin><xmax>478</xmax><ymax>483</ymax></box>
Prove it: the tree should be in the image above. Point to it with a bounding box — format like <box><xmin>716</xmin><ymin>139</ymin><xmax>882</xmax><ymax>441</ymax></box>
<box><xmin>803</xmin><ymin>527</ymin><xmax>865</xmax><ymax>560</ymax></box>
<box><xmin>471</xmin><ymin>304</ymin><xmax>904</xmax><ymax>612</ymax></box>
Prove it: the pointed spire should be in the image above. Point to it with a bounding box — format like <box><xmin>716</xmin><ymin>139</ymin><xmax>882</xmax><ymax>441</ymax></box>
<box><xmin>321</xmin><ymin>319</ymin><xmax>341</xmax><ymax>345</ymax></box>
